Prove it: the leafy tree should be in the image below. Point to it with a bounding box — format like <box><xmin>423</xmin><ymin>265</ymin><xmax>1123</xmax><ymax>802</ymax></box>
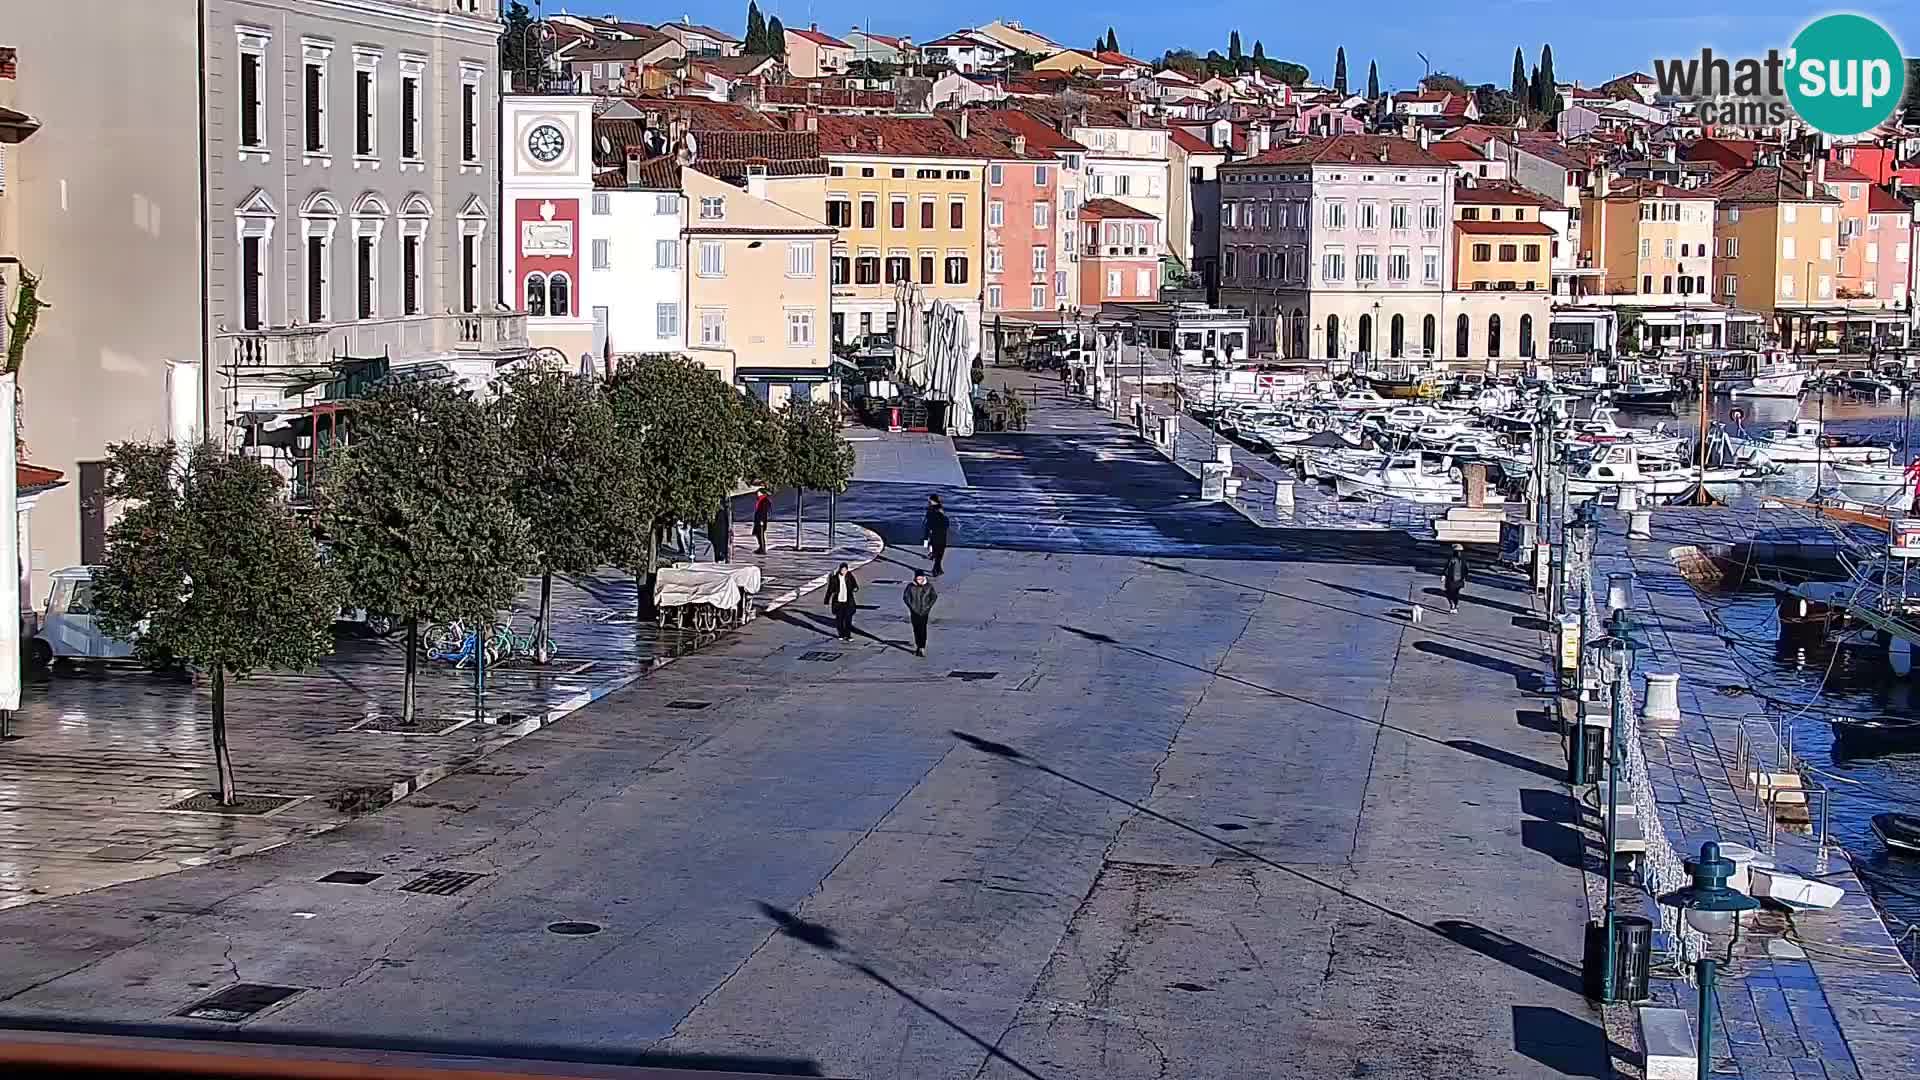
<box><xmin>93</xmin><ymin>442</ymin><xmax>343</xmax><ymax>805</ymax></box>
<box><xmin>846</xmin><ymin>58</ymin><xmax>895</xmax><ymax>81</ymax></box>
<box><xmin>744</xmin><ymin>1</ymin><xmax>767</xmax><ymax>54</ymax></box>
<box><xmin>766</xmin><ymin>16</ymin><xmax>786</xmax><ymax>58</ymax></box>
<box><xmin>317</xmin><ymin>377</ymin><xmax>532</xmax><ymax>724</ymax></box>
<box><xmin>1228</xmin><ymin>31</ymin><xmax>1242</xmax><ymax>67</ymax></box>
<box><xmin>738</xmin><ymin>396</ymin><xmax>793</xmax><ymax>495</ymax></box>
<box><xmin>1262</xmin><ymin>58</ymin><xmax>1309</xmax><ymax>86</ymax></box>
<box><xmin>499</xmin><ymin>2</ymin><xmax>540</xmax><ymax>92</ymax></box>
<box><xmin>1333</xmin><ymin>47</ymin><xmax>1347</xmax><ymax>94</ymax></box>
<box><xmin>1105</xmin><ymin>28</ymin><xmax>1118</xmax><ymax>54</ymax></box>
<box><xmin>1252</xmin><ymin>40</ymin><xmax>1265</xmax><ymax>64</ymax></box>
<box><xmin>493</xmin><ymin>368</ymin><xmax>639</xmax><ymax>664</ymax></box>
<box><xmin>1477</xmin><ymin>85</ymin><xmax>1523</xmax><ymax>126</ymax></box>
<box><xmin>605</xmin><ymin>355</ymin><xmax>747</xmax><ymax>617</ymax></box>
<box><xmin>1510</xmin><ymin>48</ymin><xmax>1529</xmax><ymax>108</ymax></box>
<box><xmin>1367</xmin><ymin>60</ymin><xmax>1380</xmax><ymax>99</ymax></box>
<box><xmin>1425</xmin><ymin>71</ymin><xmax>1470</xmax><ymax>95</ymax></box>
<box><xmin>783</xmin><ymin>402</ymin><xmax>853</xmax><ymax>548</ymax></box>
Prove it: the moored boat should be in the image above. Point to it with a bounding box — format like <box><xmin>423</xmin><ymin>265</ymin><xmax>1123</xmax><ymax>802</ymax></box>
<box><xmin>1871</xmin><ymin>812</ymin><xmax>1920</xmax><ymax>855</ymax></box>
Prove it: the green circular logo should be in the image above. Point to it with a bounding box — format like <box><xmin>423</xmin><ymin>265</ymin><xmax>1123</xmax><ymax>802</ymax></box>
<box><xmin>1786</xmin><ymin>14</ymin><xmax>1906</xmax><ymax>136</ymax></box>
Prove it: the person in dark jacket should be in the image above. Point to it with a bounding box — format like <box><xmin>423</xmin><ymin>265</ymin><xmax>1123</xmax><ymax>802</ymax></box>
<box><xmin>825</xmin><ymin>564</ymin><xmax>859</xmax><ymax>640</ymax></box>
<box><xmin>752</xmin><ymin>488</ymin><xmax>773</xmax><ymax>554</ymax></box>
<box><xmin>707</xmin><ymin>502</ymin><xmax>732</xmax><ymax>563</ymax></box>
<box><xmin>1442</xmin><ymin>544</ymin><xmax>1468</xmax><ymax>613</ymax></box>
<box><xmin>903</xmin><ymin>571</ymin><xmax>938</xmax><ymax>656</ymax></box>
<box><xmin>922</xmin><ymin>494</ymin><xmax>950</xmax><ymax>576</ymax></box>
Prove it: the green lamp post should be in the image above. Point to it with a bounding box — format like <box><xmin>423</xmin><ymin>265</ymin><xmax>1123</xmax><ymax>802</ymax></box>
<box><xmin>1658</xmin><ymin>841</ymin><xmax>1761</xmax><ymax>1080</ymax></box>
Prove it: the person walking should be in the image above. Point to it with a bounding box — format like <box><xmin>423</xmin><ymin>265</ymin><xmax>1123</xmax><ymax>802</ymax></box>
<box><xmin>1442</xmin><ymin>543</ymin><xmax>1468</xmax><ymax>614</ymax></box>
<box><xmin>903</xmin><ymin>571</ymin><xmax>938</xmax><ymax>657</ymax></box>
<box><xmin>922</xmin><ymin>494</ymin><xmax>950</xmax><ymax>577</ymax></box>
<box><xmin>752</xmin><ymin>488</ymin><xmax>773</xmax><ymax>554</ymax></box>
<box><xmin>825</xmin><ymin>564</ymin><xmax>860</xmax><ymax>640</ymax></box>
<box><xmin>707</xmin><ymin>500</ymin><xmax>733</xmax><ymax>563</ymax></box>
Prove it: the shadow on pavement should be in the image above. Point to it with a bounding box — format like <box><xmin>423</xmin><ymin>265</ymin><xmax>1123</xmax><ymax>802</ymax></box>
<box><xmin>949</xmin><ymin>729</ymin><xmax>1591</xmax><ymax>1001</ymax></box>
<box><xmin>1423</xmin><ymin>587</ymin><xmax>1535</xmax><ymax>618</ymax></box>
<box><xmin>1443</xmin><ymin>738</ymin><xmax>1565</xmax><ymax>782</ymax></box>
<box><xmin>1521</xmin><ymin>818</ymin><xmax>1592</xmax><ymax>872</ymax></box>
<box><xmin>1413</xmin><ymin>640</ymin><xmax>1546</xmax><ymax>692</ymax></box>
<box><xmin>1509</xmin><ymin>1004</ymin><xmax>1622</xmax><ymax>1077</ymax></box>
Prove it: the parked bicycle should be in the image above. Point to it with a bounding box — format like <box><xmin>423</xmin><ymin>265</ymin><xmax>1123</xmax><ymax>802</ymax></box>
<box><xmin>487</xmin><ymin>618</ymin><xmax>554</xmax><ymax>663</ymax></box>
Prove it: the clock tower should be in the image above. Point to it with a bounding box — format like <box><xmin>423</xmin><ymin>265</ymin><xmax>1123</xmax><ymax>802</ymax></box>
<box><xmin>500</xmin><ymin>95</ymin><xmax>596</xmax><ymax>356</ymax></box>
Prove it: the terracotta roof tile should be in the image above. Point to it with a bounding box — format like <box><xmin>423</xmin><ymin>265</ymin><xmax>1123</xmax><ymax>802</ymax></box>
<box><xmin>1455</xmin><ymin>219</ymin><xmax>1556</xmax><ymax>236</ymax></box>
<box><xmin>1455</xmin><ymin>179</ymin><xmax>1563</xmax><ymax>210</ymax></box>
<box><xmin>1233</xmin><ymin>135</ymin><xmax>1452</xmax><ymax>169</ymax></box>
<box><xmin>787</xmin><ymin>26</ymin><xmax>851</xmax><ymax>48</ymax></box>
<box><xmin>1824</xmin><ymin>161</ymin><xmax>1874</xmax><ymax>183</ymax></box>
<box><xmin>816</xmin><ymin>115</ymin><xmax>993</xmax><ymax>158</ymax></box>
<box><xmin>1704</xmin><ymin>166</ymin><xmax>1841</xmax><ymax>205</ymax></box>
<box><xmin>1428</xmin><ymin>141</ymin><xmax>1487</xmax><ymax>163</ymax></box>
<box><xmin>18</xmin><ymin>463</ymin><xmax>64</xmax><ymax>492</ymax></box>
<box><xmin>1868</xmin><ymin>186</ymin><xmax>1913</xmax><ymax>214</ymax></box>
<box><xmin>1079</xmin><ymin>198</ymin><xmax>1156</xmax><ymax>221</ymax></box>
<box><xmin>973</xmin><ymin>109</ymin><xmax>1086</xmax><ymax>153</ymax></box>
<box><xmin>1166</xmin><ymin>128</ymin><xmax>1213</xmax><ymax>154</ymax></box>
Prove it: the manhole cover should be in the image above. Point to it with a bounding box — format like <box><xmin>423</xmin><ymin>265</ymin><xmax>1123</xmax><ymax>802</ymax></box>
<box><xmin>178</xmin><ymin>983</ymin><xmax>305</xmax><ymax>1022</ymax></box>
<box><xmin>667</xmin><ymin>700</ymin><xmax>713</xmax><ymax>710</ymax></box>
<box><xmin>166</xmin><ymin>793</ymin><xmax>297</xmax><ymax>816</ymax></box>
<box><xmin>800</xmin><ymin>651</ymin><xmax>843</xmax><ymax>662</ymax></box>
<box><xmin>947</xmin><ymin>671</ymin><xmax>999</xmax><ymax>682</ymax></box>
<box><xmin>398</xmin><ymin>869</ymin><xmax>488</xmax><ymax>896</ymax></box>
<box><xmin>319</xmin><ymin>871</ymin><xmax>383</xmax><ymax>886</ymax></box>
<box><xmin>547</xmin><ymin>921</ymin><xmax>603</xmax><ymax>936</ymax></box>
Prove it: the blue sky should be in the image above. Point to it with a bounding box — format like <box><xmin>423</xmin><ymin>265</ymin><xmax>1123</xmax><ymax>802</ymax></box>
<box><xmin>540</xmin><ymin>1</ymin><xmax>1916</xmax><ymax>92</ymax></box>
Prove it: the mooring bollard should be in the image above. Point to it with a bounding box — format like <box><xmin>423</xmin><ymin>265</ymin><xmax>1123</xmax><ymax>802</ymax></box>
<box><xmin>1628</xmin><ymin>509</ymin><xmax>1653</xmax><ymax>540</ymax></box>
<box><xmin>1608</xmin><ymin>571</ymin><xmax>1633</xmax><ymax>615</ymax></box>
<box><xmin>1642</xmin><ymin>673</ymin><xmax>1681</xmax><ymax>724</ymax></box>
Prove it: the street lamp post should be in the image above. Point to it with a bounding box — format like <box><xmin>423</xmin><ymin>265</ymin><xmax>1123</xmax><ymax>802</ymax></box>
<box><xmin>1658</xmin><ymin>842</ymin><xmax>1761</xmax><ymax>1080</ymax></box>
<box><xmin>1596</xmin><ymin>609</ymin><xmax>1636</xmax><ymax>1002</ymax></box>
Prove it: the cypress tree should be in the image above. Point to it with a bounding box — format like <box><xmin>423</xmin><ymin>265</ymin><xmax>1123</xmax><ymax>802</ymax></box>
<box><xmin>1529</xmin><ymin>63</ymin><xmax>1543</xmax><ymax>112</ymax></box>
<box><xmin>744</xmin><ymin>1</ymin><xmax>766</xmax><ymax>55</ymax></box>
<box><xmin>1334</xmin><ymin>47</ymin><xmax>1347</xmax><ymax>94</ymax></box>
<box><xmin>1229</xmin><ymin>31</ymin><xmax>1242</xmax><ymax>66</ymax></box>
<box><xmin>1539</xmin><ymin>44</ymin><xmax>1557</xmax><ymax>112</ymax></box>
<box><xmin>1510</xmin><ymin>47</ymin><xmax>1528</xmax><ymax>106</ymax></box>
<box><xmin>767</xmin><ymin>16</ymin><xmax>786</xmax><ymax>58</ymax></box>
<box><xmin>1252</xmin><ymin>40</ymin><xmax>1266</xmax><ymax>64</ymax></box>
<box><xmin>1106</xmin><ymin>28</ymin><xmax>1119</xmax><ymax>54</ymax></box>
<box><xmin>1367</xmin><ymin>60</ymin><xmax>1379</xmax><ymax>99</ymax></box>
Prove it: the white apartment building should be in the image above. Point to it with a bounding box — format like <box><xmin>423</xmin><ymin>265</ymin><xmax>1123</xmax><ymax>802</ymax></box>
<box><xmin>1073</xmin><ymin>119</ymin><xmax>1173</xmax><ymax>258</ymax></box>
<box><xmin>1219</xmin><ymin>136</ymin><xmax>1457</xmax><ymax>361</ymax></box>
<box><xmin>584</xmin><ymin>162</ymin><xmax>687</xmax><ymax>357</ymax></box>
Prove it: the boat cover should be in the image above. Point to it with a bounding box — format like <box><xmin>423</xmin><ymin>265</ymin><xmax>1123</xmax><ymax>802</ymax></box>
<box><xmin>655</xmin><ymin>563</ymin><xmax>763</xmax><ymax>609</ymax></box>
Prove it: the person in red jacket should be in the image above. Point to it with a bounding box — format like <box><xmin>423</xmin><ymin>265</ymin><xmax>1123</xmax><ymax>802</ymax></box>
<box><xmin>752</xmin><ymin>488</ymin><xmax>772</xmax><ymax>554</ymax></box>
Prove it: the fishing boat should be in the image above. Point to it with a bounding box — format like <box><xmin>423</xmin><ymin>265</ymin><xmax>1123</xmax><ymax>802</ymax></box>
<box><xmin>1722</xmin><ymin>351</ymin><xmax>1808</xmax><ymax>398</ymax></box>
<box><xmin>1726</xmin><ymin>420</ymin><xmax>1892</xmax><ymax>465</ymax></box>
<box><xmin>1364</xmin><ymin>371</ymin><xmax>1448</xmax><ymax>401</ymax></box>
<box><xmin>1332</xmin><ymin>386</ymin><xmax>1394</xmax><ymax>411</ymax></box>
<box><xmin>1566</xmin><ymin>407</ymin><xmax>1689</xmax><ymax>456</ymax></box>
<box><xmin>1563</xmin><ymin>444</ymin><xmax>1698</xmax><ymax>498</ymax></box>
<box><xmin>1330</xmin><ymin>452</ymin><xmax>1464</xmax><ymax>503</ymax></box>
<box><xmin>1871</xmin><ymin>813</ymin><xmax>1920</xmax><ymax>855</ymax></box>
<box><xmin>1829</xmin><ymin>714</ymin><xmax>1920</xmax><ymax>757</ymax></box>
<box><xmin>1608</xmin><ymin>374</ymin><xmax>1683</xmax><ymax>409</ymax></box>
<box><xmin>1827</xmin><ymin>461</ymin><xmax>1912</xmax><ymax>505</ymax></box>
<box><xmin>1838</xmin><ymin>368</ymin><xmax>1901</xmax><ymax>398</ymax></box>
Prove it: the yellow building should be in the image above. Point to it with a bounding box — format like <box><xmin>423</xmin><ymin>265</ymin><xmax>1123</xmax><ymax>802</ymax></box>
<box><xmin>682</xmin><ymin>166</ymin><xmax>836</xmax><ymax>407</ymax></box>
<box><xmin>815</xmin><ymin>115</ymin><xmax>988</xmax><ymax>345</ymax></box>
<box><xmin>1578</xmin><ymin>176</ymin><xmax>1717</xmax><ymax>302</ymax></box>
<box><xmin>1447</xmin><ymin>181</ymin><xmax>1554</xmax><ymax>361</ymax></box>
<box><xmin>1704</xmin><ymin>167</ymin><xmax>1845</xmax><ymax>349</ymax></box>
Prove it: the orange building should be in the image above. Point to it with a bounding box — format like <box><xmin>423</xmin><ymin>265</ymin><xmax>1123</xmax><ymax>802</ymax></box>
<box><xmin>1077</xmin><ymin>198</ymin><xmax>1160</xmax><ymax>309</ymax></box>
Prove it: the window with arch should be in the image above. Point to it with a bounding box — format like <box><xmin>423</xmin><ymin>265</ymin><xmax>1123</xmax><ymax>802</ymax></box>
<box><xmin>1455</xmin><ymin>313</ymin><xmax>1470</xmax><ymax>357</ymax></box>
<box><xmin>1325</xmin><ymin>314</ymin><xmax>1341</xmax><ymax>359</ymax></box>
<box><xmin>1487</xmin><ymin>313</ymin><xmax>1503</xmax><ymax>357</ymax></box>
<box><xmin>300</xmin><ymin>192</ymin><xmax>342</xmax><ymax>325</ymax></box>
<box><xmin>1357</xmin><ymin>313</ymin><xmax>1374</xmax><ymax>357</ymax></box>
<box><xmin>525</xmin><ymin>272</ymin><xmax>547</xmax><ymax>317</ymax></box>
<box><xmin>1292</xmin><ymin>308</ymin><xmax>1307</xmax><ymax>358</ymax></box>
<box><xmin>548</xmin><ymin>272</ymin><xmax>571</xmax><ymax>317</ymax></box>
<box><xmin>1423</xmin><ymin>314</ymin><xmax>1436</xmax><ymax>357</ymax></box>
<box><xmin>1520</xmin><ymin>314</ymin><xmax>1535</xmax><ymax>357</ymax></box>
<box><xmin>1389</xmin><ymin>314</ymin><xmax>1405</xmax><ymax>358</ymax></box>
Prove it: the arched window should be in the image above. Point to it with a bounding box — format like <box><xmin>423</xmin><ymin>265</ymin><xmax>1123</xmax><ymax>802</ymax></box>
<box><xmin>1455</xmin><ymin>313</ymin><xmax>1470</xmax><ymax>358</ymax></box>
<box><xmin>525</xmin><ymin>272</ymin><xmax>547</xmax><ymax>317</ymax></box>
<box><xmin>1358</xmin><ymin>313</ymin><xmax>1374</xmax><ymax>357</ymax></box>
<box><xmin>548</xmin><ymin>272</ymin><xmax>572</xmax><ymax>317</ymax></box>
<box><xmin>1520</xmin><ymin>314</ymin><xmax>1535</xmax><ymax>358</ymax></box>
<box><xmin>1292</xmin><ymin>307</ymin><xmax>1307</xmax><ymax>358</ymax></box>
<box><xmin>1487</xmin><ymin>313</ymin><xmax>1503</xmax><ymax>357</ymax></box>
<box><xmin>1389</xmin><ymin>313</ymin><xmax>1405</xmax><ymax>358</ymax></box>
<box><xmin>1326</xmin><ymin>314</ymin><xmax>1341</xmax><ymax>359</ymax></box>
<box><xmin>1423</xmin><ymin>314</ymin><xmax>1437</xmax><ymax>357</ymax></box>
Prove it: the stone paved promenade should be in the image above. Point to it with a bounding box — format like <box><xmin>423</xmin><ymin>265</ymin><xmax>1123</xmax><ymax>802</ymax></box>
<box><xmin>0</xmin><ymin>520</ymin><xmax>881</xmax><ymax>911</ymax></box>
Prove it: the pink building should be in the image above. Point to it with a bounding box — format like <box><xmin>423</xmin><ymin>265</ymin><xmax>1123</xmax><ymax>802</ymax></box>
<box><xmin>1827</xmin><ymin>161</ymin><xmax>1874</xmax><ymax>299</ymax></box>
<box><xmin>971</xmin><ymin>113</ymin><xmax>1069</xmax><ymax>317</ymax></box>
<box><xmin>1078</xmin><ymin>198</ymin><xmax>1160</xmax><ymax>309</ymax></box>
<box><xmin>1864</xmin><ymin>187</ymin><xmax>1913</xmax><ymax>307</ymax></box>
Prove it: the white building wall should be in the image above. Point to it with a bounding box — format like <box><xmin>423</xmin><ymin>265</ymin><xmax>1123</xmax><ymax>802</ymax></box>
<box><xmin>582</xmin><ymin>188</ymin><xmax>685</xmax><ymax>355</ymax></box>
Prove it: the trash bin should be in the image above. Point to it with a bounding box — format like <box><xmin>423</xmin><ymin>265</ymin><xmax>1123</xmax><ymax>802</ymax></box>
<box><xmin>1582</xmin><ymin>916</ymin><xmax>1653</xmax><ymax>1003</ymax></box>
<box><xmin>1567</xmin><ymin>722</ymin><xmax>1606</xmax><ymax>784</ymax></box>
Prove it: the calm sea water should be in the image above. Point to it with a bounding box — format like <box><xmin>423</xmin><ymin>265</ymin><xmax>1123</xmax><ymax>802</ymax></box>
<box><xmin>1614</xmin><ymin>392</ymin><xmax>1920</xmax><ymax>963</ymax></box>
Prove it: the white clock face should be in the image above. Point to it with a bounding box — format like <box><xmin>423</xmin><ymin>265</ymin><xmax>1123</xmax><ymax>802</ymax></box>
<box><xmin>528</xmin><ymin>123</ymin><xmax>566</xmax><ymax>163</ymax></box>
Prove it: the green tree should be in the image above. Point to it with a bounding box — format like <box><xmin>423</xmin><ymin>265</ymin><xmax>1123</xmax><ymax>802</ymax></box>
<box><xmin>1252</xmin><ymin>40</ymin><xmax>1266</xmax><ymax>64</ymax></box>
<box><xmin>1425</xmin><ymin>71</ymin><xmax>1470</xmax><ymax>95</ymax></box>
<box><xmin>766</xmin><ymin>16</ymin><xmax>786</xmax><ymax>58</ymax></box>
<box><xmin>1510</xmin><ymin>48</ymin><xmax>1529</xmax><ymax>108</ymax></box>
<box><xmin>317</xmin><ymin>377</ymin><xmax>532</xmax><ymax>724</ymax></box>
<box><xmin>1105</xmin><ymin>28</ymin><xmax>1118</xmax><ymax>54</ymax></box>
<box><xmin>1228</xmin><ymin>31</ymin><xmax>1242</xmax><ymax>67</ymax></box>
<box><xmin>1333</xmin><ymin>47</ymin><xmax>1347</xmax><ymax>95</ymax></box>
<box><xmin>744</xmin><ymin>1</ymin><xmax>766</xmax><ymax>54</ymax></box>
<box><xmin>1477</xmin><ymin>86</ymin><xmax>1523</xmax><ymax>126</ymax></box>
<box><xmin>1367</xmin><ymin>60</ymin><xmax>1380</xmax><ymax>99</ymax></box>
<box><xmin>783</xmin><ymin>402</ymin><xmax>854</xmax><ymax>548</ymax></box>
<box><xmin>738</xmin><ymin>395</ymin><xmax>793</xmax><ymax>495</ymax></box>
<box><xmin>1539</xmin><ymin>44</ymin><xmax>1557</xmax><ymax>105</ymax></box>
<box><xmin>1529</xmin><ymin>63</ymin><xmax>1544</xmax><ymax>113</ymax></box>
<box><xmin>93</xmin><ymin>442</ymin><xmax>344</xmax><ymax>805</ymax></box>
<box><xmin>605</xmin><ymin>355</ymin><xmax>747</xmax><ymax>617</ymax></box>
<box><xmin>499</xmin><ymin>1</ymin><xmax>539</xmax><ymax>92</ymax></box>
<box><xmin>493</xmin><ymin>367</ymin><xmax>638</xmax><ymax>664</ymax></box>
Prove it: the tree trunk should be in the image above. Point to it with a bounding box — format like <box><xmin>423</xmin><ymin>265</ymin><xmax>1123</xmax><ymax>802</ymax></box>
<box><xmin>638</xmin><ymin>523</ymin><xmax>658</xmax><ymax>620</ymax></box>
<box><xmin>795</xmin><ymin>489</ymin><xmax>806</xmax><ymax>550</ymax></box>
<box><xmin>403</xmin><ymin>617</ymin><xmax>419</xmax><ymax>725</ymax></box>
<box><xmin>211</xmin><ymin>667</ymin><xmax>236</xmax><ymax>805</ymax></box>
<box><xmin>536</xmin><ymin>567</ymin><xmax>553</xmax><ymax>664</ymax></box>
<box><xmin>828</xmin><ymin>490</ymin><xmax>838</xmax><ymax>549</ymax></box>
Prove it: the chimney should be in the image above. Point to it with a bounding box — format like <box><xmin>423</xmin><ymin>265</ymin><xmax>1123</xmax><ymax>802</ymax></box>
<box><xmin>958</xmin><ymin>109</ymin><xmax>969</xmax><ymax>141</ymax></box>
<box><xmin>875</xmin><ymin>131</ymin><xmax>885</xmax><ymax>151</ymax></box>
<box><xmin>1255</xmin><ymin>121</ymin><xmax>1271</xmax><ymax>151</ymax></box>
<box><xmin>626</xmin><ymin>145</ymin><xmax>646</xmax><ymax>185</ymax></box>
<box><xmin>747</xmin><ymin>170</ymin><xmax>768</xmax><ymax>200</ymax></box>
<box><xmin>1417</xmin><ymin>126</ymin><xmax>1431</xmax><ymax>150</ymax></box>
<box><xmin>810</xmin><ymin>22</ymin><xmax>818</xmax><ymax>31</ymax></box>
<box><xmin>1376</xmin><ymin>144</ymin><xmax>1389</xmax><ymax>164</ymax></box>
<box><xmin>1595</xmin><ymin>163</ymin><xmax>1611</xmax><ymax>199</ymax></box>
<box><xmin>807</xmin><ymin>111</ymin><xmax>818</xmax><ymax>133</ymax></box>
<box><xmin>1815</xmin><ymin>155</ymin><xmax>1826</xmax><ymax>187</ymax></box>
<box><xmin>1664</xmin><ymin>142</ymin><xmax>1676</xmax><ymax>164</ymax></box>
<box><xmin>1013</xmin><ymin>133</ymin><xmax>1027</xmax><ymax>155</ymax></box>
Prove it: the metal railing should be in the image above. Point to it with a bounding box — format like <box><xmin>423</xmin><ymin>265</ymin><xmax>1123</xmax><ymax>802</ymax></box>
<box><xmin>222</xmin><ymin>311</ymin><xmax>529</xmax><ymax>369</ymax></box>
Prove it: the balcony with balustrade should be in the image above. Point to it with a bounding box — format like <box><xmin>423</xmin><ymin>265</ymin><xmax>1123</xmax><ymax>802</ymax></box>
<box><xmin>220</xmin><ymin>310</ymin><xmax>531</xmax><ymax>373</ymax></box>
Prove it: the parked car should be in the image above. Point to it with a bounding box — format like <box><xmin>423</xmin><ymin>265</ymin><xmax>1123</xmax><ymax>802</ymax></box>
<box><xmin>27</xmin><ymin>566</ymin><xmax>137</xmax><ymax>668</ymax></box>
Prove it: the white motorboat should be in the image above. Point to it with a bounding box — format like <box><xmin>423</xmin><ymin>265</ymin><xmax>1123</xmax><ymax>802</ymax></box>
<box><xmin>1378</xmin><ymin>405</ymin><xmax>1444</xmax><ymax>430</ymax></box>
<box><xmin>1722</xmin><ymin>351</ymin><xmax>1808</xmax><ymax>398</ymax></box>
<box><xmin>1332</xmin><ymin>386</ymin><xmax>1394</xmax><ymax>411</ymax></box>
<box><xmin>1840</xmin><ymin>369</ymin><xmax>1901</xmax><ymax>398</ymax></box>
<box><xmin>1727</xmin><ymin>419</ymin><xmax>1892</xmax><ymax>465</ymax></box>
<box><xmin>1828</xmin><ymin>461</ymin><xmax>1912</xmax><ymax>504</ymax></box>
<box><xmin>1564</xmin><ymin>444</ymin><xmax>1698</xmax><ymax>498</ymax></box>
<box><xmin>1331</xmin><ymin>452</ymin><xmax>1465</xmax><ymax>503</ymax></box>
<box><xmin>1566</xmin><ymin>407</ymin><xmax>1688</xmax><ymax>456</ymax></box>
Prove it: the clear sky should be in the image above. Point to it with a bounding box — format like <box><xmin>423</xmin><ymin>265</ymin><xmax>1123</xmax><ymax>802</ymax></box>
<box><xmin>538</xmin><ymin>0</ymin><xmax>1916</xmax><ymax>93</ymax></box>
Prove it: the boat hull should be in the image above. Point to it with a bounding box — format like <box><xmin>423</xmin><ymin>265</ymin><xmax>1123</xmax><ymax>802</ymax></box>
<box><xmin>1830</xmin><ymin>718</ymin><xmax>1920</xmax><ymax>758</ymax></box>
<box><xmin>1727</xmin><ymin>372</ymin><xmax>1807</xmax><ymax>398</ymax></box>
<box><xmin>1871</xmin><ymin>813</ymin><xmax>1920</xmax><ymax>856</ymax></box>
<box><xmin>1331</xmin><ymin>473</ymin><xmax>1461</xmax><ymax>503</ymax></box>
